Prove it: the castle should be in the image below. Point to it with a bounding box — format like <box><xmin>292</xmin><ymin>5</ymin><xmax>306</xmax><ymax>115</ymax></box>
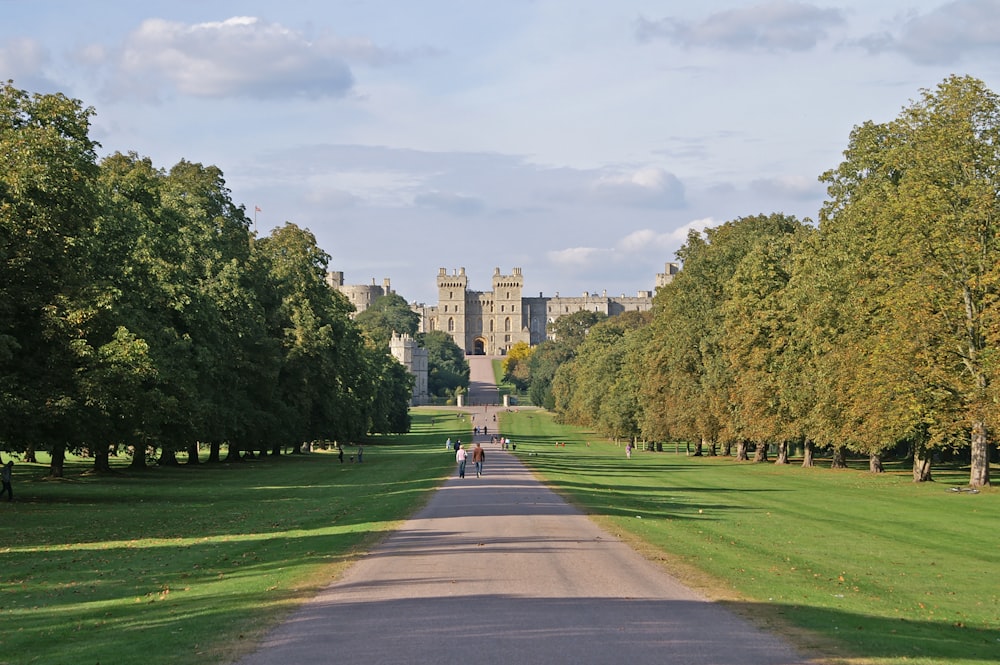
<box><xmin>330</xmin><ymin>264</ymin><xmax>679</xmax><ymax>357</ymax></box>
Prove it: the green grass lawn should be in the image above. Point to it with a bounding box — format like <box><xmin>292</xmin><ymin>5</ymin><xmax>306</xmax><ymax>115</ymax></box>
<box><xmin>0</xmin><ymin>410</ymin><xmax>463</xmax><ymax>665</ymax></box>
<box><xmin>501</xmin><ymin>408</ymin><xmax>1000</xmax><ymax>665</ymax></box>
<box><xmin>4</xmin><ymin>406</ymin><xmax>998</xmax><ymax>665</ymax></box>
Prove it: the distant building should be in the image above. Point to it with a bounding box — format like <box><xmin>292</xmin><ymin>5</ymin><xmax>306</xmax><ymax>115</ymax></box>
<box><xmin>325</xmin><ymin>272</ymin><xmax>393</xmax><ymax>315</ymax></box>
<box><xmin>389</xmin><ymin>333</ymin><xmax>429</xmax><ymax>405</ymax></box>
<box><xmin>409</xmin><ymin>263</ymin><xmax>679</xmax><ymax>356</ymax></box>
<box><xmin>330</xmin><ymin>263</ymin><xmax>679</xmax><ymax>357</ymax></box>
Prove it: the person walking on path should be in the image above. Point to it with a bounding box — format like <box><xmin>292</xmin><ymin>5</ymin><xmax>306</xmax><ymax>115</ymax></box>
<box><xmin>0</xmin><ymin>460</ymin><xmax>12</xmax><ymax>501</ymax></box>
<box><xmin>455</xmin><ymin>443</ymin><xmax>467</xmax><ymax>478</ymax></box>
<box><xmin>472</xmin><ymin>442</ymin><xmax>485</xmax><ymax>478</ymax></box>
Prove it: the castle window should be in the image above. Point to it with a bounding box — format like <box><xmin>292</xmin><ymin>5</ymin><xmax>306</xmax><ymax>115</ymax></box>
<box><xmin>429</xmin><ymin>319</ymin><xmax>436</xmax><ymax>331</ymax></box>
<box><xmin>444</xmin><ymin>304</ymin><xmax>448</xmax><ymax>312</ymax></box>
<box><xmin>489</xmin><ymin>320</ymin><xmax>494</xmax><ymax>332</ymax></box>
<box><xmin>448</xmin><ymin>317</ymin><xmax>455</xmax><ymax>332</ymax></box>
<box><xmin>506</xmin><ymin>291</ymin><xmax>510</xmax><ymax>299</ymax></box>
<box><xmin>505</xmin><ymin>317</ymin><xmax>511</xmax><ymax>332</ymax></box>
<box><xmin>500</xmin><ymin>305</ymin><xmax>504</xmax><ymax>312</ymax></box>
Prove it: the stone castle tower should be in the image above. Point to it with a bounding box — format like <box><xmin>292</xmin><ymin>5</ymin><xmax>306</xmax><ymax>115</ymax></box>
<box><xmin>422</xmin><ymin>267</ymin><xmax>531</xmax><ymax>356</ymax></box>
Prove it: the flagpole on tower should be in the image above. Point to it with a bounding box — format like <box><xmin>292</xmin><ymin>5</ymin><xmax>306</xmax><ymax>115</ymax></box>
<box><xmin>254</xmin><ymin>205</ymin><xmax>261</xmax><ymax>234</ymax></box>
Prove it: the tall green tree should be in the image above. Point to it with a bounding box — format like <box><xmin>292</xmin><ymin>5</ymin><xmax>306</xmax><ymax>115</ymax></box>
<box><xmin>642</xmin><ymin>215</ymin><xmax>804</xmax><ymax>457</ymax></box>
<box><xmin>0</xmin><ymin>82</ymin><xmax>99</xmax><ymax>472</ymax></box>
<box><xmin>721</xmin><ymin>220</ymin><xmax>812</xmax><ymax>464</ymax></box>
<box><xmin>553</xmin><ymin>310</ymin><xmax>651</xmax><ymax>441</ymax></box>
<box><xmin>818</xmin><ymin>75</ymin><xmax>1000</xmax><ymax>486</ymax></box>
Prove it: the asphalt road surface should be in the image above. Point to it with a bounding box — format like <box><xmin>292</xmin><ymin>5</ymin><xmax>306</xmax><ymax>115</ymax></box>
<box><xmin>235</xmin><ymin>435</ymin><xmax>808</xmax><ymax>665</ymax></box>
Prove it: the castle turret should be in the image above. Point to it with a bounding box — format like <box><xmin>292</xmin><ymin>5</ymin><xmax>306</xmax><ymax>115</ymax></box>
<box><xmin>437</xmin><ymin>268</ymin><xmax>469</xmax><ymax>348</ymax></box>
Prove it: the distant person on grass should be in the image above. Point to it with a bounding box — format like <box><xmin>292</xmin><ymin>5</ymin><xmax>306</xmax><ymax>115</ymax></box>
<box><xmin>1</xmin><ymin>460</ymin><xmax>12</xmax><ymax>501</ymax></box>
<box><xmin>455</xmin><ymin>443</ymin><xmax>467</xmax><ymax>479</ymax></box>
<box><xmin>472</xmin><ymin>442</ymin><xmax>486</xmax><ymax>478</ymax></box>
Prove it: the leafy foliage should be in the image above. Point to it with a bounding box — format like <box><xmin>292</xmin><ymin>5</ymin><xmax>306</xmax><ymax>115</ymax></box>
<box><xmin>420</xmin><ymin>330</ymin><xmax>469</xmax><ymax>397</ymax></box>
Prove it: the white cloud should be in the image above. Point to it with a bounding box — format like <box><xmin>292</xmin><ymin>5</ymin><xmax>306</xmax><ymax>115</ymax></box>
<box><xmin>637</xmin><ymin>1</ymin><xmax>846</xmax><ymax>52</ymax></box>
<box><xmin>617</xmin><ymin>219</ymin><xmax>714</xmax><ymax>254</ymax></box>
<box><xmin>107</xmin><ymin>16</ymin><xmax>355</xmax><ymax>100</ymax></box>
<box><xmin>0</xmin><ymin>38</ymin><xmax>56</xmax><ymax>90</ymax></box>
<box><xmin>858</xmin><ymin>0</ymin><xmax>1000</xmax><ymax>65</ymax></box>
<box><xmin>547</xmin><ymin>246</ymin><xmax>612</xmax><ymax>268</ymax></box>
<box><xmin>588</xmin><ymin>167</ymin><xmax>685</xmax><ymax>208</ymax></box>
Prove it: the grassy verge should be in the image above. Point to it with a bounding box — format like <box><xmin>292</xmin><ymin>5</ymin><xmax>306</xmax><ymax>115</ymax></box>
<box><xmin>0</xmin><ymin>409</ymin><xmax>463</xmax><ymax>665</ymax></box>
<box><xmin>501</xmin><ymin>409</ymin><xmax>1000</xmax><ymax>665</ymax></box>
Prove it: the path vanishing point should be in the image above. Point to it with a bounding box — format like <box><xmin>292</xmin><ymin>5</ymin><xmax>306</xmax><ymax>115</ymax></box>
<box><xmin>235</xmin><ymin>358</ymin><xmax>808</xmax><ymax>665</ymax></box>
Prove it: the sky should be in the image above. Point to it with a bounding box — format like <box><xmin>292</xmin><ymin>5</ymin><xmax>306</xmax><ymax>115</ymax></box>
<box><xmin>4</xmin><ymin>1</ymin><xmax>1000</xmax><ymax>304</ymax></box>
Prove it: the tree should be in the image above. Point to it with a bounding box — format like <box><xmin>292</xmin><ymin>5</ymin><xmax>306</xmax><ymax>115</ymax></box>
<box><xmin>818</xmin><ymin>75</ymin><xmax>1000</xmax><ymax>486</ymax></box>
<box><xmin>420</xmin><ymin>330</ymin><xmax>469</xmax><ymax>397</ymax></box>
<box><xmin>553</xmin><ymin>310</ymin><xmax>651</xmax><ymax>441</ymax></box>
<box><xmin>642</xmin><ymin>216</ymin><xmax>803</xmax><ymax>458</ymax></box>
<box><xmin>526</xmin><ymin>310</ymin><xmax>607</xmax><ymax>410</ymax></box>
<box><xmin>0</xmin><ymin>82</ymin><xmax>99</xmax><ymax>474</ymax></box>
<box><xmin>501</xmin><ymin>341</ymin><xmax>533</xmax><ymax>391</ymax></box>
<box><xmin>354</xmin><ymin>293</ymin><xmax>419</xmax><ymax>349</ymax></box>
<box><xmin>721</xmin><ymin>219</ymin><xmax>812</xmax><ymax>464</ymax></box>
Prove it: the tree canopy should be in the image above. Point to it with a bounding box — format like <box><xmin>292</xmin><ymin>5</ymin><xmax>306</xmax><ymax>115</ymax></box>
<box><xmin>0</xmin><ymin>82</ymin><xmax>414</xmax><ymax>476</ymax></box>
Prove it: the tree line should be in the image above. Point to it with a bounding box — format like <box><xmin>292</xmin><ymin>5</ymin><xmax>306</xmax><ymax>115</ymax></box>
<box><xmin>509</xmin><ymin>76</ymin><xmax>1000</xmax><ymax>488</ymax></box>
<box><xmin>1</xmin><ymin>82</ymin><xmax>414</xmax><ymax>476</ymax></box>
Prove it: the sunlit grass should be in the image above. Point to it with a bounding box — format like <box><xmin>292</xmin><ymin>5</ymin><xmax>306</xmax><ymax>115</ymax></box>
<box><xmin>502</xmin><ymin>408</ymin><xmax>1000</xmax><ymax>665</ymax></box>
<box><xmin>0</xmin><ymin>409</ymin><xmax>461</xmax><ymax>665</ymax></box>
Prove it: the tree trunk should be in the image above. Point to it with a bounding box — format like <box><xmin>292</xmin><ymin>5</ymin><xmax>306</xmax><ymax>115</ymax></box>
<box><xmin>92</xmin><ymin>446</ymin><xmax>112</xmax><ymax>473</ymax></box>
<box><xmin>801</xmin><ymin>439</ymin><xmax>814</xmax><ymax>467</ymax></box>
<box><xmin>753</xmin><ymin>441</ymin><xmax>769</xmax><ymax>463</ymax></box>
<box><xmin>24</xmin><ymin>444</ymin><xmax>37</xmax><ymax>464</ymax></box>
<box><xmin>831</xmin><ymin>445</ymin><xmax>847</xmax><ymax>469</ymax></box>
<box><xmin>775</xmin><ymin>441</ymin><xmax>789</xmax><ymax>465</ymax></box>
<box><xmin>692</xmin><ymin>437</ymin><xmax>703</xmax><ymax>457</ymax></box>
<box><xmin>969</xmin><ymin>421</ymin><xmax>991</xmax><ymax>487</ymax></box>
<box><xmin>271</xmin><ymin>443</ymin><xmax>282</xmax><ymax>456</ymax></box>
<box><xmin>208</xmin><ymin>441</ymin><xmax>221</xmax><ymax>463</ymax></box>
<box><xmin>159</xmin><ymin>448</ymin><xmax>179</xmax><ymax>466</ymax></box>
<box><xmin>225</xmin><ymin>444</ymin><xmax>242</xmax><ymax>462</ymax></box>
<box><xmin>186</xmin><ymin>443</ymin><xmax>200</xmax><ymax>465</ymax></box>
<box><xmin>129</xmin><ymin>445</ymin><xmax>148</xmax><ymax>471</ymax></box>
<box><xmin>722</xmin><ymin>440</ymin><xmax>733</xmax><ymax>457</ymax></box>
<box><xmin>48</xmin><ymin>444</ymin><xmax>66</xmax><ymax>478</ymax></box>
<box><xmin>707</xmin><ymin>438</ymin><xmax>718</xmax><ymax>456</ymax></box>
<box><xmin>912</xmin><ymin>450</ymin><xmax>932</xmax><ymax>482</ymax></box>
<box><xmin>735</xmin><ymin>440</ymin><xmax>749</xmax><ymax>461</ymax></box>
<box><xmin>869</xmin><ymin>452</ymin><xmax>884</xmax><ymax>473</ymax></box>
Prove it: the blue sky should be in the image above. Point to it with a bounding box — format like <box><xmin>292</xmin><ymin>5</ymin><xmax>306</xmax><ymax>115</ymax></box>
<box><xmin>4</xmin><ymin>0</ymin><xmax>1000</xmax><ymax>304</ymax></box>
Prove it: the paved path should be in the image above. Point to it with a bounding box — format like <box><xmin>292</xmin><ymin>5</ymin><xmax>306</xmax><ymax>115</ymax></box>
<box><xmin>467</xmin><ymin>355</ymin><xmax>501</xmax><ymax>405</ymax></box>
<box><xmin>235</xmin><ymin>439</ymin><xmax>807</xmax><ymax>665</ymax></box>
